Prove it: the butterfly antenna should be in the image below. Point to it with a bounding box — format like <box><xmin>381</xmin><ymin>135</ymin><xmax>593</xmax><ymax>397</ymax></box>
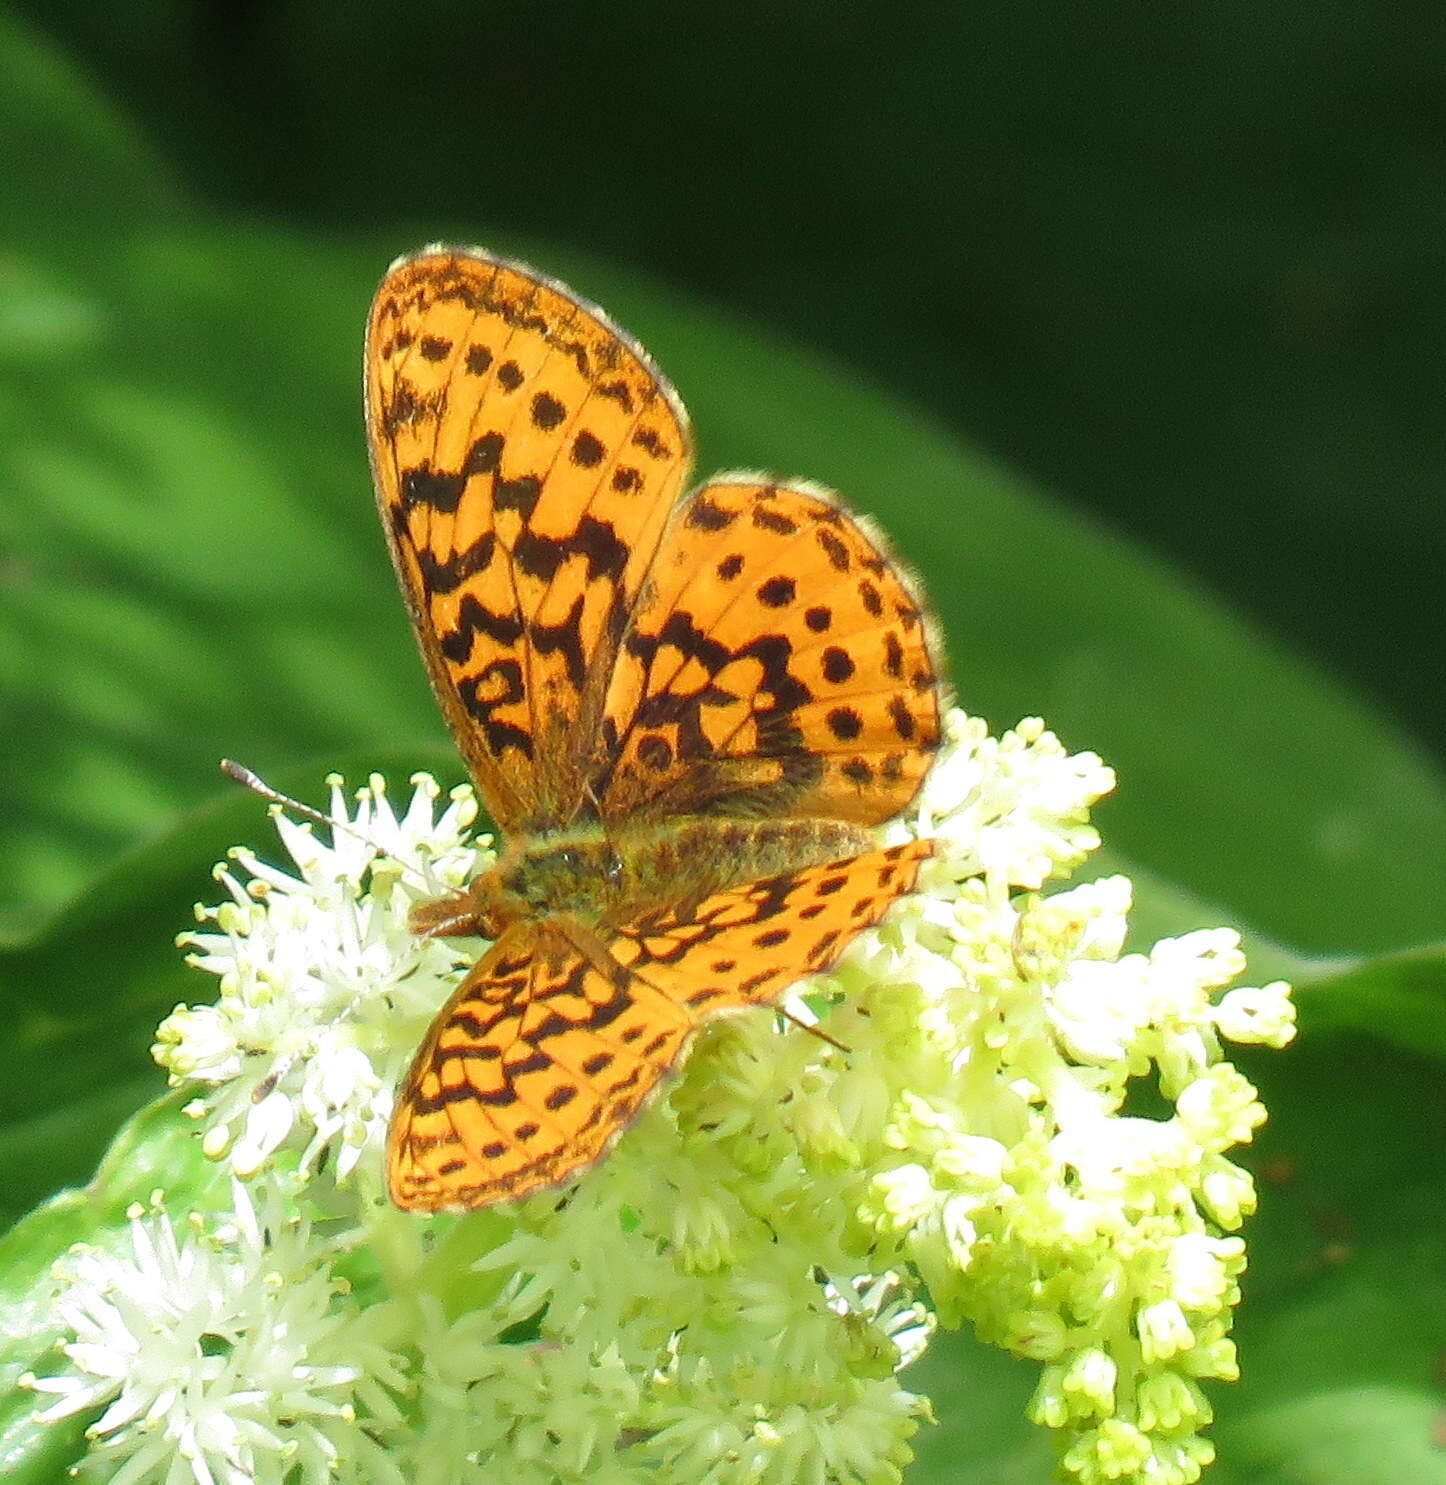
<box><xmin>221</xmin><ymin>760</ymin><xmax>340</xmax><ymax>830</ymax></box>
<box><xmin>219</xmin><ymin>759</ymin><xmax>438</xmax><ymax>893</ymax></box>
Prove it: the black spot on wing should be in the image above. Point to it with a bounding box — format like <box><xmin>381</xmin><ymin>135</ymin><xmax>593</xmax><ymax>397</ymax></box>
<box><xmin>751</xmin><ymin>504</ymin><xmax>798</xmax><ymax>535</ymax></box>
<box><xmin>827</xmin><ymin>707</ymin><xmax>863</xmax><ymax>740</ymax></box>
<box><xmin>531</xmin><ymin>391</ymin><xmax>566</xmax><ymax>429</ymax></box>
<box><xmin>402</xmin><ymin>464</ymin><xmax>466</xmax><ymax>514</ymax></box>
<box><xmin>463</xmin><ymin>431</ymin><xmax>505</xmax><ymax>476</ymax></box>
<box><xmin>818</xmin><ymin>529</ymin><xmax>851</xmax><ymax>571</ymax></box>
<box><xmin>888</xmin><ymin>695</ymin><xmax>917</xmax><ymax>740</ymax></box>
<box><xmin>685</xmin><ymin>495</ymin><xmax>737</xmax><ymax>531</ymax></box>
<box><xmin>757</xmin><ymin>576</ymin><xmax>795</xmax><ymax>608</ymax></box>
<box><xmin>496</xmin><ymin>474</ymin><xmax>542</xmax><ymax>518</ymax></box>
<box><xmin>596</xmin><ymin>378</ymin><xmax>634</xmax><ymax>411</ymax></box>
<box><xmin>416</xmin><ymin>534</ymin><xmax>498</xmax><ymax>595</ymax></box>
<box><xmin>822</xmin><ymin>647</ymin><xmax>854</xmax><ymax>683</ymax></box>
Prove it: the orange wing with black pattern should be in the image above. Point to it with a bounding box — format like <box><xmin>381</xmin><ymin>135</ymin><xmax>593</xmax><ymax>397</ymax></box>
<box><xmin>597</xmin><ymin>478</ymin><xmax>943</xmax><ymax>827</ymax></box>
<box><xmin>387</xmin><ymin>839</ymin><xmax>933</xmax><ymax>1210</ymax></box>
<box><xmin>365</xmin><ymin>247</ymin><xmax>694</xmax><ymax>831</ymax></box>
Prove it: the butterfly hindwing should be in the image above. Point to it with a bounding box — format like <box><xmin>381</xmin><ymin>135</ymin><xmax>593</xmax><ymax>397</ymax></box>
<box><xmin>598</xmin><ymin>479</ymin><xmax>943</xmax><ymax>827</ymax></box>
<box><xmin>610</xmin><ymin>838</ymin><xmax>935</xmax><ymax>1015</ymax></box>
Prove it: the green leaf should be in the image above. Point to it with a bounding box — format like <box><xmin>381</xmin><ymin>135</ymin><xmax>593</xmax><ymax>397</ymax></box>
<box><xmin>1213</xmin><ymin>1032</ymin><xmax>1446</xmax><ymax>1484</ymax></box>
<box><xmin>0</xmin><ymin>747</ymin><xmax>452</xmax><ymax>1228</ymax></box>
<box><xmin>0</xmin><ymin>6</ymin><xmax>180</xmax><ymax>245</ymax></box>
<box><xmin>1292</xmin><ymin>945</ymin><xmax>1446</xmax><ymax>1059</ymax></box>
<box><xmin>3</xmin><ymin>213</ymin><xmax>1444</xmax><ymax>957</ymax></box>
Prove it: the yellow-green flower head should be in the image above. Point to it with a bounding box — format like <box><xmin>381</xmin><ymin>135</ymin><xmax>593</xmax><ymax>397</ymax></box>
<box><xmin>33</xmin><ymin>711</ymin><xmax>1293</xmax><ymax>1484</ymax></box>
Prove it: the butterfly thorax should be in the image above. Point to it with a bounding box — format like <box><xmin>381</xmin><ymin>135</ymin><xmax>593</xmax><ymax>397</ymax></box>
<box><xmin>493</xmin><ymin>829</ymin><xmax>625</xmax><ymax>920</ymax></box>
<box><xmin>412</xmin><ymin>816</ymin><xmax>875</xmax><ymax>942</ymax></box>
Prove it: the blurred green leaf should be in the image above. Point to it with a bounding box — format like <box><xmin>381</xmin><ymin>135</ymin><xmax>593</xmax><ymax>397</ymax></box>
<box><xmin>1213</xmin><ymin>1033</ymin><xmax>1446</xmax><ymax>1484</ymax></box>
<box><xmin>1292</xmin><ymin>946</ymin><xmax>1446</xmax><ymax>1058</ymax></box>
<box><xmin>4</xmin><ymin>218</ymin><xmax>1445</xmax><ymax>959</ymax></box>
<box><xmin>0</xmin><ymin>6</ymin><xmax>179</xmax><ymax>240</ymax></box>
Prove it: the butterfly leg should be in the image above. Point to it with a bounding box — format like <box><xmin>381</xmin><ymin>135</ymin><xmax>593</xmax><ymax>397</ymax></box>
<box><xmin>548</xmin><ymin>914</ymin><xmax>634</xmax><ymax>994</ymax></box>
<box><xmin>409</xmin><ymin>891</ymin><xmax>486</xmax><ymax>938</ymax></box>
<box><xmin>409</xmin><ymin>864</ymin><xmax>525</xmax><ymax>940</ymax></box>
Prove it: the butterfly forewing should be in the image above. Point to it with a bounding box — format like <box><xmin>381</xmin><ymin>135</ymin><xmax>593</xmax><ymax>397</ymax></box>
<box><xmin>366</xmin><ymin>248</ymin><xmax>694</xmax><ymax>831</ymax></box>
<box><xmin>387</xmin><ymin>921</ymin><xmax>693</xmax><ymax>1210</ymax></box>
<box><xmin>386</xmin><ymin>841</ymin><xmax>933</xmax><ymax>1210</ymax></box>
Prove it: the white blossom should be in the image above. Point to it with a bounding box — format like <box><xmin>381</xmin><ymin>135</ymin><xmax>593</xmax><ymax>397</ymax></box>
<box><xmin>31</xmin><ymin>711</ymin><xmax>1293</xmax><ymax>1485</ymax></box>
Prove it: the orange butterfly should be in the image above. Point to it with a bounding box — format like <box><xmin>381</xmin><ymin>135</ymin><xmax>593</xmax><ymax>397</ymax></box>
<box><xmin>366</xmin><ymin>247</ymin><xmax>943</xmax><ymax>1210</ymax></box>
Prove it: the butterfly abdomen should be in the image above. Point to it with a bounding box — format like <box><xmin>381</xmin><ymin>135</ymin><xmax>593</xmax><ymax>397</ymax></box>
<box><xmin>612</xmin><ymin>816</ymin><xmax>875</xmax><ymax>921</ymax></box>
<box><xmin>479</xmin><ymin>815</ymin><xmax>877</xmax><ymax>934</ymax></box>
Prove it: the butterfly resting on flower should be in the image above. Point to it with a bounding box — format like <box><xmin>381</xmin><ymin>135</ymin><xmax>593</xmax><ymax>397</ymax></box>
<box><xmin>366</xmin><ymin>247</ymin><xmax>944</xmax><ymax>1210</ymax></box>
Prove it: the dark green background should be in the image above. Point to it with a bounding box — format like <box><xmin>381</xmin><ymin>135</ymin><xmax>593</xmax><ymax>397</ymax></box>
<box><xmin>2</xmin><ymin>7</ymin><xmax>1445</xmax><ymax>1484</ymax></box>
<box><xmin>23</xmin><ymin>0</ymin><xmax>1446</xmax><ymax>759</ymax></box>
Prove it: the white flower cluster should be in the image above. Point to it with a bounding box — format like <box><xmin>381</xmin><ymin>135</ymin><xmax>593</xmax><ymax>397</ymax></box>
<box><xmin>29</xmin><ymin>713</ymin><xmax>1294</xmax><ymax>1485</ymax></box>
<box><xmin>25</xmin><ymin>1182</ymin><xmax>408</xmax><ymax>1485</ymax></box>
<box><xmin>154</xmin><ymin>774</ymin><xmax>486</xmax><ymax>1187</ymax></box>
